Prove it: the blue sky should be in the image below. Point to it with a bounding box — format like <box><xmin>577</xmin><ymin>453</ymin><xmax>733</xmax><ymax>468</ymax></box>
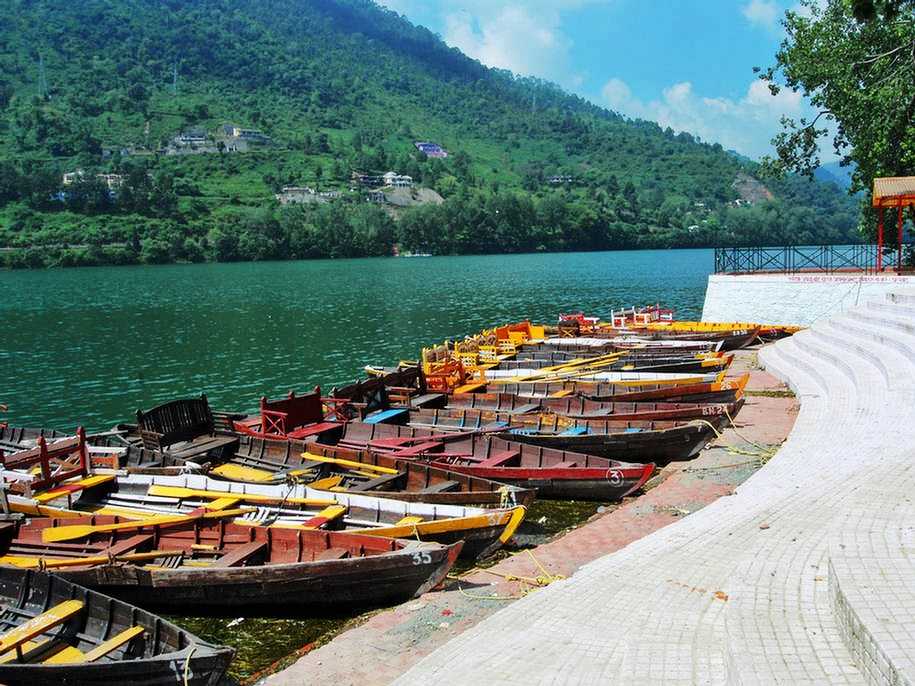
<box><xmin>379</xmin><ymin>0</ymin><xmax>824</xmax><ymax>161</ymax></box>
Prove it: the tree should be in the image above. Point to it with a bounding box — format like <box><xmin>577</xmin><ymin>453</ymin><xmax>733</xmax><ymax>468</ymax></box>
<box><xmin>761</xmin><ymin>0</ymin><xmax>915</xmax><ymax>197</ymax></box>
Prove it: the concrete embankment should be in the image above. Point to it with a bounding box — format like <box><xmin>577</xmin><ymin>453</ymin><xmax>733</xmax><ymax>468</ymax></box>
<box><xmin>262</xmin><ymin>350</ymin><xmax>796</xmax><ymax>686</ymax></box>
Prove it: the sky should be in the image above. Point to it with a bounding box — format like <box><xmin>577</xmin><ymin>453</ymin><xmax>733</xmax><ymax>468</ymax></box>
<box><xmin>378</xmin><ymin>0</ymin><xmax>825</xmax><ymax>162</ymax></box>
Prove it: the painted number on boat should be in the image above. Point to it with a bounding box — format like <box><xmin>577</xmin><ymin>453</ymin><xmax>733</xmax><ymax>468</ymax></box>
<box><xmin>606</xmin><ymin>469</ymin><xmax>623</xmax><ymax>486</ymax></box>
<box><xmin>411</xmin><ymin>551</ymin><xmax>432</xmax><ymax>565</ymax></box>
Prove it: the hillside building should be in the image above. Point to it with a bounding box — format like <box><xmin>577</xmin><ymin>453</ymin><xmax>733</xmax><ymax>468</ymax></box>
<box><xmin>414</xmin><ymin>141</ymin><xmax>448</xmax><ymax>158</ymax></box>
<box><xmin>382</xmin><ymin>171</ymin><xmax>413</xmax><ymax>188</ymax></box>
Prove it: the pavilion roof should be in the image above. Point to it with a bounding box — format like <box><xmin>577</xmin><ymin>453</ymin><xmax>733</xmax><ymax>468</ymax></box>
<box><xmin>873</xmin><ymin>176</ymin><xmax>915</xmax><ymax>208</ymax></box>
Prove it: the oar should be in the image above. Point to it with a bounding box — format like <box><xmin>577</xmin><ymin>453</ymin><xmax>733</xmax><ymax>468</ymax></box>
<box><xmin>0</xmin><ymin>550</ymin><xmax>185</xmax><ymax>569</ymax></box>
<box><xmin>146</xmin><ymin>485</ymin><xmax>337</xmax><ymax>507</ymax></box>
<box><xmin>42</xmin><ymin>507</ymin><xmax>253</xmax><ymax>543</ymax></box>
<box><xmin>296</xmin><ymin>453</ymin><xmax>399</xmax><ymax>474</ymax></box>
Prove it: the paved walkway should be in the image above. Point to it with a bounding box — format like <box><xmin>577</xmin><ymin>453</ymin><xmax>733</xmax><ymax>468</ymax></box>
<box><xmin>392</xmin><ymin>291</ymin><xmax>915</xmax><ymax>685</ymax></box>
<box><xmin>263</xmin><ymin>351</ymin><xmax>797</xmax><ymax>686</ymax></box>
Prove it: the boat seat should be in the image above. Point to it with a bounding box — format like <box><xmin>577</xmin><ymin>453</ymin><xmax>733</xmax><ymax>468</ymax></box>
<box><xmin>286</xmin><ymin>422</ymin><xmax>341</xmax><ymax>440</ymax></box>
<box><xmin>551</xmin><ymin>461</ymin><xmax>578</xmax><ymax>469</ymax></box>
<box><xmin>560</xmin><ymin>427</ymin><xmax>589</xmax><ymax>436</ymax></box>
<box><xmin>393</xmin><ymin>441</ymin><xmax>443</xmax><ymax>457</ymax></box>
<box><xmin>314</xmin><ymin>547</ymin><xmax>350</xmax><ymax>561</ymax></box>
<box><xmin>214</xmin><ymin>541</ymin><xmax>268</xmax><ymax>567</ymax></box>
<box><xmin>204</xmin><ymin>496</ymin><xmax>243</xmax><ymax>510</ymax></box>
<box><xmin>210</xmin><ymin>463</ymin><xmax>274</xmax><ymax>483</ymax></box>
<box><xmin>168</xmin><ymin>435</ymin><xmax>239</xmax><ymax>461</ymax></box>
<box><xmin>510</xmin><ymin>403</ymin><xmax>541</xmax><ymax>414</ymax></box>
<box><xmin>45</xmin><ymin>625</ymin><xmax>146</xmax><ymax>664</ymax></box>
<box><xmin>101</xmin><ymin>534</ymin><xmax>155</xmax><ymax>557</ymax></box>
<box><xmin>419</xmin><ymin>480</ymin><xmax>460</xmax><ymax>493</ymax></box>
<box><xmin>477</xmin><ymin>451</ymin><xmax>521</xmax><ymax>468</ymax></box>
<box><xmin>0</xmin><ymin>600</ymin><xmax>84</xmax><ymax>658</ymax></box>
<box><xmin>34</xmin><ymin>474</ymin><xmax>116</xmax><ymax>504</ymax></box>
<box><xmin>302</xmin><ymin>505</ymin><xmax>347</xmax><ymax>529</ymax></box>
<box><xmin>350</xmin><ymin>472</ymin><xmax>405</xmax><ymax>492</ymax></box>
<box><xmin>410</xmin><ymin>393</ymin><xmax>447</xmax><ymax>408</ymax></box>
<box><xmin>362</xmin><ymin>409</ymin><xmax>410</xmax><ymax>425</ymax></box>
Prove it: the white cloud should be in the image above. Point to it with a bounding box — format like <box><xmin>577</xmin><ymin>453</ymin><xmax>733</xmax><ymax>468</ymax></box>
<box><xmin>742</xmin><ymin>0</ymin><xmax>780</xmax><ymax>30</ymax></box>
<box><xmin>441</xmin><ymin>1</ymin><xmax>609</xmax><ymax>87</ymax></box>
<box><xmin>600</xmin><ymin>76</ymin><xmax>812</xmax><ymax>160</ymax></box>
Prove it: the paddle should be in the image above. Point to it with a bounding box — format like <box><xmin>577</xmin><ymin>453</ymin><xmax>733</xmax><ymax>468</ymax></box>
<box><xmin>296</xmin><ymin>452</ymin><xmax>400</xmax><ymax>474</ymax></box>
<box><xmin>41</xmin><ymin>507</ymin><xmax>253</xmax><ymax>543</ymax></box>
<box><xmin>146</xmin><ymin>484</ymin><xmax>338</xmax><ymax>507</ymax></box>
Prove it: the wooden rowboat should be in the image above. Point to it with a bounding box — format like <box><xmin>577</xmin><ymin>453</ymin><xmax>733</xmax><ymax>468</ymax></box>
<box><xmin>437</xmin><ymin>392</ymin><xmax>744</xmax><ymax>422</ymax></box>
<box><xmin>484</xmin><ymin>372</ymin><xmax>750</xmax><ymax>403</ymax></box>
<box><xmin>0</xmin><ymin>516</ymin><xmax>462</xmax><ymax>614</ymax></box>
<box><xmin>491</xmin><ymin>419</ymin><xmax>722</xmax><ymax>464</ymax></box>
<box><xmin>19</xmin><ymin>472</ymin><xmax>525</xmax><ymax>561</ymax></box>
<box><xmin>312</xmin><ymin>424</ymin><xmax>655</xmax><ymax>501</ymax></box>
<box><xmin>0</xmin><ymin>565</ymin><xmax>232</xmax><ymax>685</ymax></box>
<box><xmin>405</xmin><ymin>398</ymin><xmax>744</xmax><ymax>429</ymax></box>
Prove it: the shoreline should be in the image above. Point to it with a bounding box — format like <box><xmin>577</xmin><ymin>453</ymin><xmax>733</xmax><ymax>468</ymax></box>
<box><xmin>259</xmin><ymin>346</ymin><xmax>798</xmax><ymax>686</ymax></box>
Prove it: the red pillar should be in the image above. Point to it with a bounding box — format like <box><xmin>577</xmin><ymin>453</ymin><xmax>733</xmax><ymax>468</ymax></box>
<box><xmin>898</xmin><ymin>205</ymin><xmax>904</xmax><ymax>270</ymax></box>
<box><xmin>877</xmin><ymin>206</ymin><xmax>885</xmax><ymax>272</ymax></box>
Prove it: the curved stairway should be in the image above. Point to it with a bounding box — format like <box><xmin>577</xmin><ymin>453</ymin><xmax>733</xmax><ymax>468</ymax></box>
<box><xmin>394</xmin><ymin>292</ymin><xmax>915</xmax><ymax>686</ymax></box>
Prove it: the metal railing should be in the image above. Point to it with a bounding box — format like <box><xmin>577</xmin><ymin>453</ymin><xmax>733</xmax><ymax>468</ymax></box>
<box><xmin>714</xmin><ymin>244</ymin><xmax>914</xmax><ymax>275</ymax></box>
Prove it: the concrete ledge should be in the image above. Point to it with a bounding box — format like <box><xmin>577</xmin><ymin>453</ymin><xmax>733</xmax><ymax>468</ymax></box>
<box><xmin>702</xmin><ymin>273</ymin><xmax>915</xmax><ymax>326</ymax></box>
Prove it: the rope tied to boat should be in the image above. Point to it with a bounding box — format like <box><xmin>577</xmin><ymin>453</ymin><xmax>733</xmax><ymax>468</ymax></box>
<box><xmin>454</xmin><ymin>550</ymin><xmax>565</xmax><ymax>601</ymax></box>
<box><xmin>183</xmin><ymin>644</ymin><xmax>198</xmax><ymax>686</ymax></box>
<box><xmin>498</xmin><ymin>486</ymin><xmax>515</xmax><ymax>508</ymax></box>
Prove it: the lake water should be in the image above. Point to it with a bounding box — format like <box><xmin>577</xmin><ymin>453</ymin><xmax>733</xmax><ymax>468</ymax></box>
<box><xmin>1</xmin><ymin>249</ymin><xmax>713</xmax><ymax>429</ymax></box>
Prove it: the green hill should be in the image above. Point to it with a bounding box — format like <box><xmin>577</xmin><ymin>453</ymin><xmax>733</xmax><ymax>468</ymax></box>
<box><xmin>0</xmin><ymin>0</ymin><xmax>861</xmax><ymax>267</ymax></box>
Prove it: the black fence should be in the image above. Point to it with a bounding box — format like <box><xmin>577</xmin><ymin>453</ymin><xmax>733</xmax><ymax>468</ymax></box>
<box><xmin>714</xmin><ymin>244</ymin><xmax>915</xmax><ymax>274</ymax></box>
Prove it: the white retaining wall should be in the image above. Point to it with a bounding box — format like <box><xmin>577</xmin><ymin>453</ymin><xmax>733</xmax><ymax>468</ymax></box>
<box><xmin>702</xmin><ymin>273</ymin><xmax>915</xmax><ymax>326</ymax></box>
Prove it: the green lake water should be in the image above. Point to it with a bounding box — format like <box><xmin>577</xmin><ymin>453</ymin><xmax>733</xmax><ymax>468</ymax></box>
<box><xmin>0</xmin><ymin>248</ymin><xmax>713</xmax><ymax>681</ymax></box>
<box><xmin>1</xmin><ymin>249</ymin><xmax>712</xmax><ymax>430</ymax></box>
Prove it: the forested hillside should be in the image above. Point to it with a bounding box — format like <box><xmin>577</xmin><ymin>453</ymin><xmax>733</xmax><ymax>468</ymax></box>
<box><xmin>0</xmin><ymin>0</ymin><xmax>861</xmax><ymax>267</ymax></box>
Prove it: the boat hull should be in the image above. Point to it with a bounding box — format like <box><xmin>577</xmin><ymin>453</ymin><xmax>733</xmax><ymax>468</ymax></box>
<box><xmin>56</xmin><ymin>542</ymin><xmax>461</xmax><ymax>612</ymax></box>
<box><xmin>495</xmin><ymin>421</ymin><xmax>719</xmax><ymax>464</ymax></box>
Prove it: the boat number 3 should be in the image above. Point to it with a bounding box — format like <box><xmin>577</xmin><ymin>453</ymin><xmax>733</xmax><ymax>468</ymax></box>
<box><xmin>606</xmin><ymin>469</ymin><xmax>623</xmax><ymax>485</ymax></box>
<box><xmin>411</xmin><ymin>551</ymin><xmax>433</xmax><ymax>565</ymax></box>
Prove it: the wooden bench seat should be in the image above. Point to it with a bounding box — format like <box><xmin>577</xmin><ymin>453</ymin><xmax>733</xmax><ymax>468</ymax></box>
<box><xmin>476</xmin><ymin>451</ymin><xmax>521</xmax><ymax>468</ymax></box>
<box><xmin>392</xmin><ymin>441</ymin><xmax>444</xmax><ymax>457</ymax></box>
<box><xmin>550</xmin><ymin>461</ymin><xmax>579</xmax><ymax>469</ymax></box>
<box><xmin>168</xmin><ymin>434</ymin><xmax>238</xmax><ymax>461</ymax></box>
<box><xmin>315</xmin><ymin>547</ymin><xmax>350</xmax><ymax>561</ymax></box>
<box><xmin>214</xmin><ymin>541</ymin><xmax>268</xmax><ymax>567</ymax></box>
<box><xmin>101</xmin><ymin>534</ymin><xmax>155</xmax><ymax>557</ymax></box>
<box><xmin>286</xmin><ymin>422</ymin><xmax>341</xmax><ymax>440</ymax></box>
<box><xmin>409</xmin><ymin>393</ymin><xmax>447</xmax><ymax>409</ymax></box>
<box><xmin>45</xmin><ymin>625</ymin><xmax>146</xmax><ymax>664</ymax></box>
<box><xmin>510</xmin><ymin>403</ymin><xmax>541</xmax><ymax>414</ymax></box>
<box><xmin>349</xmin><ymin>472</ymin><xmax>405</xmax><ymax>492</ymax></box>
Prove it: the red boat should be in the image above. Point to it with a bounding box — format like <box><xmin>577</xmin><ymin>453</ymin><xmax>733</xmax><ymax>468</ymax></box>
<box><xmin>309</xmin><ymin>423</ymin><xmax>655</xmax><ymax>501</ymax></box>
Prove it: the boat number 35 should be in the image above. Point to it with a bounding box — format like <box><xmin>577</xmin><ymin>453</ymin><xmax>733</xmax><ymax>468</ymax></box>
<box><xmin>411</xmin><ymin>551</ymin><xmax>433</xmax><ymax>565</ymax></box>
